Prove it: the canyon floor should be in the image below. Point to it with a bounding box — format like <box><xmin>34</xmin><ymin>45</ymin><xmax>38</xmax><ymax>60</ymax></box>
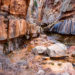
<box><xmin>0</xmin><ymin>34</ymin><xmax>75</xmax><ymax>75</ymax></box>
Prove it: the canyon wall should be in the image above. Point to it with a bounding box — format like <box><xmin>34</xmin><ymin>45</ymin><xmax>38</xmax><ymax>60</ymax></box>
<box><xmin>0</xmin><ymin>0</ymin><xmax>40</xmax><ymax>54</ymax></box>
<box><xmin>27</xmin><ymin>0</ymin><xmax>75</xmax><ymax>34</ymax></box>
<box><xmin>0</xmin><ymin>0</ymin><xmax>75</xmax><ymax>54</ymax></box>
<box><xmin>27</xmin><ymin>0</ymin><xmax>75</xmax><ymax>24</ymax></box>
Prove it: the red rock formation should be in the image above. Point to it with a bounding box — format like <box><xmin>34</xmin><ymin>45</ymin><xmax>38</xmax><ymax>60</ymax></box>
<box><xmin>0</xmin><ymin>0</ymin><xmax>30</xmax><ymax>17</ymax></box>
<box><xmin>8</xmin><ymin>18</ymin><xmax>27</xmax><ymax>39</ymax></box>
<box><xmin>10</xmin><ymin>0</ymin><xmax>27</xmax><ymax>17</ymax></box>
<box><xmin>0</xmin><ymin>0</ymin><xmax>40</xmax><ymax>53</ymax></box>
<box><xmin>0</xmin><ymin>0</ymin><xmax>41</xmax><ymax>40</ymax></box>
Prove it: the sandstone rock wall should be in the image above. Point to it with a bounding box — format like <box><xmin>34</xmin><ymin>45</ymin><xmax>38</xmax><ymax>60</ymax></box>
<box><xmin>0</xmin><ymin>0</ymin><xmax>40</xmax><ymax>54</ymax></box>
<box><xmin>0</xmin><ymin>0</ymin><xmax>28</xmax><ymax>17</ymax></box>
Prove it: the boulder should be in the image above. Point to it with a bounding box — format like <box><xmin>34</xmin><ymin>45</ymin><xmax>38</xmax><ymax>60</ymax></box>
<box><xmin>37</xmin><ymin>69</ymin><xmax>45</xmax><ymax>75</ymax></box>
<box><xmin>32</xmin><ymin>46</ymin><xmax>47</xmax><ymax>55</ymax></box>
<box><xmin>47</xmin><ymin>43</ymin><xmax>67</xmax><ymax>57</ymax></box>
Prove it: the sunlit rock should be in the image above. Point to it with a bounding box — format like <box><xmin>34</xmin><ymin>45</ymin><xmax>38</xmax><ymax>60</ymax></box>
<box><xmin>32</xmin><ymin>46</ymin><xmax>47</xmax><ymax>55</ymax></box>
<box><xmin>37</xmin><ymin>69</ymin><xmax>45</xmax><ymax>75</ymax></box>
<box><xmin>47</xmin><ymin>43</ymin><xmax>67</xmax><ymax>57</ymax></box>
<box><xmin>8</xmin><ymin>18</ymin><xmax>27</xmax><ymax>39</ymax></box>
<box><xmin>42</xmin><ymin>60</ymin><xmax>75</xmax><ymax>74</ymax></box>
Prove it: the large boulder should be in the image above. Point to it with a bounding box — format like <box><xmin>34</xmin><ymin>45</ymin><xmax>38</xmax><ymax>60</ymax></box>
<box><xmin>47</xmin><ymin>43</ymin><xmax>67</xmax><ymax>57</ymax></box>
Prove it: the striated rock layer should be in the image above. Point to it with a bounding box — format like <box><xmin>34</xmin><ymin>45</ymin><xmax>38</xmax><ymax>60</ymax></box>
<box><xmin>27</xmin><ymin>0</ymin><xmax>75</xmax><ymax>24</ymax></box>
<box><xmin>50</xmin><ymin>18</ymin><xmax>75</xmax><ymax>35</ymax></box>
<box><xmin>27</xmin><ymin>0</ymin><xmax>75</xmax><ymax>34</ymax></box>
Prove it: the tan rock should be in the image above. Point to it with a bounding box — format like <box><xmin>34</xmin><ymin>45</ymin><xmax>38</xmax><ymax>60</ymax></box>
<box><xmin>0</xmin><ymin>0</ymin><xmax>30</xmax><ymax>18</ymax></box>
<box><xmin>8</xmin><ymin>18</ymin><xmax>27</xmax><ymax>39</ymax></box>
<box><xmin>0</xmin><ymin>44</ymin><xmax>4</xmax><ymax>54</ymax></box>
<box><xmin>0</xmin><ymin>14</ymin><xmax>40</xmax><ymax>40</ymax></box>
<box><xmin>10</xmin><ymin>0</ymin><xmax>27</xmax><ymax>17</ymax></box>
<box><xmin>9</xmin><ymin>19</ymin><xmax>17</xmax><ymax>39</ymax></box>
<box><xmin>1</xmin><ymin>0</ymin><xmax>11</xmax><ymax>11</ymax></box>
<box><xmin>0</xmin><ymin>16</ymin><xmax>7</xmax><ymax>40</ymax></box>
<box><xmin>19</xmin><ymin>19</ymin><xmax>27</xmax><ymax>35</ymax></box>
<box><xmin>42</xmin><ymin>60</ymin><xmax>75</xmax><ymax>73</ymax></box>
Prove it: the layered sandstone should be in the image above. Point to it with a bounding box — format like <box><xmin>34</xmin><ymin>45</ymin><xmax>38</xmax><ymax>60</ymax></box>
<box><xmin>0</xmin><ymin>0</ymin><xmax>40</xmax><ymax>53</ymax></box>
